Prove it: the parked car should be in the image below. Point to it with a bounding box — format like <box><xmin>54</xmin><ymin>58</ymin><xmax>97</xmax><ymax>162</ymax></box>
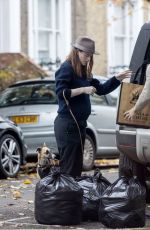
<box><xmin>0</xmin><ymin>76</ymin><xmax>119</xmax><ymax>171</ymax></box>
<box><xmin>116</xmin><ymin>22</ymin><xmax>150</xmax><ymax>194</ymax></box>
<box><xmin>0</xmin><ymin>116</ymin><xmax>27</xmax><ymax>179</ymax></box>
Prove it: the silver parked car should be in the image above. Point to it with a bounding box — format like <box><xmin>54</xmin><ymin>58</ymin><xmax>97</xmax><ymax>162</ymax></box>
<box><xmin>0</xmin><ymin>76</ymin><xmax>119</xmax><ymax>170</ymax></box>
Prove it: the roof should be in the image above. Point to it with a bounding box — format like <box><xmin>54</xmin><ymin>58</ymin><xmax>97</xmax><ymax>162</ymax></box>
<box><xmin>10</xmin><ymin>77</ymin><xmax>55</xmax><ymax>87</ymax></box>
<box><xmin>0</xmin><ymin>52</ymin><xmax>49</xmax><ymax>91</ymax></box>
<box><xmin>9</xmin><ymin>75</ymin><xmax>106</xmax><ymax>87</ymax></box>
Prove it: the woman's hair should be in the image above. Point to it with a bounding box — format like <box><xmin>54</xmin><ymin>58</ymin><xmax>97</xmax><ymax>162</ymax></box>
<box><xmin>66</xmin><ymin>48</ymin><xmax>93</xmax><ymax>79</ymax></box>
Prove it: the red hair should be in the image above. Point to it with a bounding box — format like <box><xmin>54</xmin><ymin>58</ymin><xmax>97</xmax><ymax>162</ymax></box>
<box><xmin>66</xmin><ymin>48</ymin><xmax>93</xmax><ymax>79</ymax></box>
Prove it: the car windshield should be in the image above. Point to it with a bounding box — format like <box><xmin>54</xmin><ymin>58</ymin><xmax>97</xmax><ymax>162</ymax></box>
<box><xmin>0</xmin><ymin>82</ymin><xmax>57</xmax><ymax>107</ymax></box>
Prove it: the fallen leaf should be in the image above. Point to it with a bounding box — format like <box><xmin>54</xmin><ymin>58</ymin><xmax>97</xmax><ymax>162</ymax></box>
<box><xmin>20</xmin><ymin>185</ymin><xmax>28</xmax><ymax>189</ymax></box>
<box><xmin>23</xmin><ymin>179</ymin><xmax>32</xmax><ymax>184</ymax></box>
<box><xmin>19</xmin><ymin>173</ymin><xmax>26</xmax><ymax>176</ymax></box>
<box><xmin>13</xmin><ymin>223</ymin><xmax>23</xmax><ymax>228</ymax></box>
<box><xmin>108</xmin><ymin>168</ymin><xmax>118</xmax><ymax>173</ymax></box>
<box><xmin>19</xmin><ymin>213</ymin><xmax>25</xmax><ymax>216</ymax></box>
<box><xmin>0</xmin><ymin>184</ymin><xmax>7</xmax><ymax>188</ymax></box>
<box><xmin>10</xmin><ymin>185</ymin><xmax>21</xmax><ymax>189</ymax></box>
<box><xmin>12</xmin><ymin>190</ymin><xmax>22</xmax><ymax>199</ymax></box>
<box><xmin>11</xmin><ymin>180</ymin><xmax>21</xmax><ymax>183</ymax></box>
<box><xmin>28</xmin><ymin>200</ymin><xmax>34</xmax><ymax>204</ymax></box>
<box><xmin>29</xmin><ymin>173</ymin><xmax>37</xmax><ymax>178</ymax></box>
<box><xmin>0</xmin><ymin>195</ymin><xmax>6</xmax><ymax>198</ymax></box>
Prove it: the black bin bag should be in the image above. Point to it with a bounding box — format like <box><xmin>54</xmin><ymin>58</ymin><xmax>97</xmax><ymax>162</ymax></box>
<box><xmin>99</xmin><ymin>171</ymin><xmax>146</xmax><ymax>228</ymax></box>
<box><xmin>77</xmin><ymin>169</ymin><xmax>111</xmax><ymax>221</ymax></box>
<box><xmin>34</xmin><ymin>168</ymin><xmax>83</xmax><ymax>225</ymax></box>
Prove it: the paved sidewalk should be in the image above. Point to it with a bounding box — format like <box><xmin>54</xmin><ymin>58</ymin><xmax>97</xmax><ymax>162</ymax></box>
<box><xmin>0</xmin><ymin>166</ymin><xmax>150</xmax><ymax>229</ymax></box>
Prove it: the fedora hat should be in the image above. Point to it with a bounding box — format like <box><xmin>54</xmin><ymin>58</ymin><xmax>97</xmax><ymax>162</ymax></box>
<box><xmin>72</xmin><ymin>36</ymin><xmax>99</xmax><ymax>55</ymax></box>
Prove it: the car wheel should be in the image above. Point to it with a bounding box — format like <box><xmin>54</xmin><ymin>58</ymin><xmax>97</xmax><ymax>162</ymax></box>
<box><xmin>0</xmin><ymin>134</ymin><xmax>21</xmax><ymax>179</ymax></box>
<box><xmin>83</xmin><ymin>134</ymin><xmax>95</xmax><ymax>171</ymax></box>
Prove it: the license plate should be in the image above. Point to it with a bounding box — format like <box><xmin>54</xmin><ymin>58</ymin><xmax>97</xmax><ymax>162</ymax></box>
<box><xmin>10</xmin><ymin>115</ymin><xmax>39</xmax><ymax>124</ymax></box>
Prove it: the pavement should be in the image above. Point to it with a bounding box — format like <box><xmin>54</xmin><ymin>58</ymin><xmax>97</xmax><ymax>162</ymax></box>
<box><xmin>0</xmin><ymin>163</ymin><xmax>150</xmax><ymax>229</ymax></box>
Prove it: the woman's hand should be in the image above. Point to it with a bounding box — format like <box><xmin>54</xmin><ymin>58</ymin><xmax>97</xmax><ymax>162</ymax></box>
<box><xmin>71</xmin><ymin>86</ymin><xmax>96</xmax><ymax>97</ymax></box>
<box><xmin>83</xmin><ymin>86</ymin><xmax>97</xmax><ymax>95</ymax></box>
<box><xmin>115</xmin><ymin>69</ymin><xmax>132</xmax><ymax>81</ymax></box>
<box><xmin>124</xmin><ymin>107</ymin><xmax>136</xmax><ymax>120</ymax></box>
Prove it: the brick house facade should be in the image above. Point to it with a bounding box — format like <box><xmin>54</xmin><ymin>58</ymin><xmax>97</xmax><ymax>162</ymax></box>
<box><xmin>71</xmin><ymin>0</ymin><xmax>107</xmax><ymax>75</ymax></box>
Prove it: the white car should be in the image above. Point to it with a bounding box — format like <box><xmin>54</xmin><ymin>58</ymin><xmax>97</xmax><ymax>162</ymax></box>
<box><xmin>0</xmin><ymin>76</ymin><xmax>119</xmax><ymax>170</ymax></box>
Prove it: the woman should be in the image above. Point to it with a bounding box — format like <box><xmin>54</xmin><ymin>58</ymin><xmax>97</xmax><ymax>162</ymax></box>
<box><xmin>124</xmin><ymin>64</ymin><xmax>150</xmax><ymax>120</ymax></box>
<box><xmin>54</xmin><ymin>36</ymin><xmax>131</xmax><ymax>177</ymax></box>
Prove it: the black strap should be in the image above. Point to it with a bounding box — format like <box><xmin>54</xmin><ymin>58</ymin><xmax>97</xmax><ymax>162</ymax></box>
<box><xmin>133</xmin><ymin>59</ymin><xmax>150</xmax><ymax>84</ymax></box>
<box><xmin>63</xmin><ymin>90</ymin><xmax>84</xmax><ymax>155</ymax></box>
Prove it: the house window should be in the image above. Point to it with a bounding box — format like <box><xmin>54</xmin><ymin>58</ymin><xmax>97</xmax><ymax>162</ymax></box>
<box><xmin>28</xmin><ymin>0</ymin><xmax>71</xmax><ymax>71</ymax></box>
<box><xmin>38</xmin><ymin>0</ymin><xmax>52</xmax><ymax>63</ymax></box>
<box><xmin>107</xmin><ymin>0</ymin><xmax>143</xmax><ymax>75</ymax></box>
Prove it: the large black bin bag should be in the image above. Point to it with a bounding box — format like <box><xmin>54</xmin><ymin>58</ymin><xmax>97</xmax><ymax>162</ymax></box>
<box><xmin>77</xmin><ymin>169</ymin><xmax>111</xmax><ymax>221</ymax></box>
<box><xmin>34</xmin><ymin>168</ymin><xmax>83</xmax><ymax>225</ymax></box>
<box><xmin>99</xmin><ymin>174</ymin><xmax>146</xmax><ymax>228</ymax></box>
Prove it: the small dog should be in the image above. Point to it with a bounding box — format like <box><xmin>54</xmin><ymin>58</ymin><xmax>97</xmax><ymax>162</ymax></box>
<box><xmin>36</xmin><ymin>143</ymin><xmax>59</xmax><ymax>179</ymax></box>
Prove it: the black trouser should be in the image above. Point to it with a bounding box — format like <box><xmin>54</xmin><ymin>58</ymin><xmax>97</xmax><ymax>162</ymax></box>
<box><xmin>54</xmin><ymin>115</ymin><xmax>86</xmax><ymax>177</ymax></box>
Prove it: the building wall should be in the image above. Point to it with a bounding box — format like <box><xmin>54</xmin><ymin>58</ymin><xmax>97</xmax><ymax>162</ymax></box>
<box><xmin>1</xmin><ymin>0</ymin><xmax>150</xmax><ymax>75</ymax></box>
<box><xmin>20</xmin><ymin>0</ymin><xmax>28</xmax><ymax>54</ymax></box>
<box><xmin>72</xmin><ymin>0</ymin><xmax>150</xmax><ymax>75</ymax></box>
<box><xmin>71</xmin><ymin>0</ymin><xmax>87</xmax><ymax>42</ymax></box>
<box><xmin>72</xmin><ymin>0</ymin><xmax>107</xmax><ymax>75</ymax></box>
<box><xmin>143</xmin><ymin>0</ymin><xmax>150</xmax><ymax>22</ymax></box>
<box><xmin>0</xmin><ymin>0</ymin><xmax>21</xmax><ymax>52</ymax></box>
<box><xmin>0</xmin><ymin>0</ymin><xmax>9</xmax><ymax>51</ymax></box>
<box><xmin>86</xmin><ymin>0</ymin><xmax>107</xmax><ymax>75</ymax></box>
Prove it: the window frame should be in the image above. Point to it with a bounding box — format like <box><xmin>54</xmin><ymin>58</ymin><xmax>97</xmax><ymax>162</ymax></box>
<box><xmin>107</xmin><ymin>0</ymin><xmax>144</xmax><ymax>75</ymax></box>
<box><xmin>28</xmin><ymin>0</ymin><xmax>71</xmax><ymax>70</ymax></box>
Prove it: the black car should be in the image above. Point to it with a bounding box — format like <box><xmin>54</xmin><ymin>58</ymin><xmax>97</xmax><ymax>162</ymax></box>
<box><xmin>0</xmin><ymin>116</ymin><xmax>27</xmax><ymax>179</ymax></box>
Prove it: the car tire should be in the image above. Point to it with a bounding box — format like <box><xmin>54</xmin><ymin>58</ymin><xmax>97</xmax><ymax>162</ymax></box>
<box><xmin>83</xmin><ymin>134</ymin><xmax>95</xmax><ymax>171</ymax></box>
<box><xmin>0</xmin><ymin>134</ymin><xmax>21</xmax><ymax>179</ymax></box>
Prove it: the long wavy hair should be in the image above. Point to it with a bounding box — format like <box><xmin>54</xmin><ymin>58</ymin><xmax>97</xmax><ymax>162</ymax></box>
<box><xmin>66</xmin><ymin>48</ymin><xmax>93</xmax><ymax>79</ymax></box>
